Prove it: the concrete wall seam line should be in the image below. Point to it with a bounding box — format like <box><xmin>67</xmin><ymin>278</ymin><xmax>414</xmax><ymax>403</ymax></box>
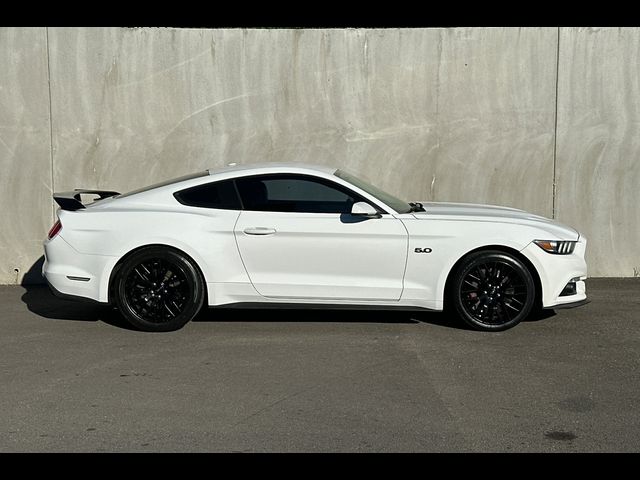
<box><xmin>552</xmin><ymin>26</ymin><xmax>561</xmax><ymax>220</ymax></box>
<box><xmin>45</xmin><ymin>26</ymin><xmax>55</xmax><ymax>224</ymax></box>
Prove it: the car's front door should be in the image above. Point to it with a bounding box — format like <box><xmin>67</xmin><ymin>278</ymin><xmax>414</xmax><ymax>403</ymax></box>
<box><xmin>233</xmin><ymin>174</ymin><xmax>408</xmax><ymax>300</ymax></box>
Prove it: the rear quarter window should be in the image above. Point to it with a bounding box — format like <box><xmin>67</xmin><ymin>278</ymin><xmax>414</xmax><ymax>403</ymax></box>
<box><xmin>118</xmin><ymin>171</ymin><xmax>209</xmax><ymax>199</ymax></box>
<box><xmin>174</xmin><ymin>179</ymin><xmax>241</xmax><ymax>210</ymax></box>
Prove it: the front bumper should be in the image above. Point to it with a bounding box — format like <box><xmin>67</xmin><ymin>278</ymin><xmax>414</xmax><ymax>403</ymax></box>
<box><xmin>520</xmin><ymin>236</ymin><xmax>588</xmax><ymax>308</ymax></box>
<box><xmin>548</xmin><ymin>298</ymin><xmax>590</xmax><ymax>310</ymax></box>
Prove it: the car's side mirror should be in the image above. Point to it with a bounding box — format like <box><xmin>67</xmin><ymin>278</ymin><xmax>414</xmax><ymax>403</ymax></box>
<box><xmin>351</xmin><ymin>202</ymin><xmax>381</xmax><ymax>218</ymax></box>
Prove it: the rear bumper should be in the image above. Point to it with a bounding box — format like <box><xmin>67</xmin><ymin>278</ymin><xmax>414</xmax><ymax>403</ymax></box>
<box><xmin>45</xmin><ymin>276</ymin><xmax>105</xmax><ymax>304</ymax></box>
<box><xmin>43</xmin><ymin>234</ymin><xmax>116</xmax><ymax>303</ymax></box>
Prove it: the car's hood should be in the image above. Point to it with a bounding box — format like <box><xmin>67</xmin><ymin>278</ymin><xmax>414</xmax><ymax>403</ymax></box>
<box><xmin>410</xmin><ymin>201</ymin><xmax>580</xmax><ymax>240</ymax></box>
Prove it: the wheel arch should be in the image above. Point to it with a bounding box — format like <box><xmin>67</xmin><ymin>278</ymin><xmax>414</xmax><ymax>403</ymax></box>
<box><xmin>107</xmin><ymin>243</ymin><xmax>208</xmax><ymax>305</ymax></box>
<box><xmin>442</xmin><ymin>244</ymin><xmax>543</xmax><ymax>310</ymax></box>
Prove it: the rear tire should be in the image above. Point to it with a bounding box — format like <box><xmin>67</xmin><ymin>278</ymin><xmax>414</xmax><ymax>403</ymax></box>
<box><xmin>450</xmin><ymin>250</ymin><xmax>535</xmax><ymax>331</ymax></box>
<box><xmin>114</xmin><ymin>247</ymin><xmax>205</xmax><ymax>332</ymax></box>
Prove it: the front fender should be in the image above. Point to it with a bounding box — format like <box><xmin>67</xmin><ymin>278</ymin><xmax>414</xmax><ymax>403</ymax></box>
<box><xmin>399</xmin><ymin>217</ymin><xmax>540</xmax><ymax>308</ymax></box>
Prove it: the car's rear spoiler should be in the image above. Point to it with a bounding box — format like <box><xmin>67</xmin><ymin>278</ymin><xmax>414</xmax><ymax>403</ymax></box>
<box><xmin>53</xmin><ymin>189</ymin><xmax>120</xmax><ymax>211</ymax></box>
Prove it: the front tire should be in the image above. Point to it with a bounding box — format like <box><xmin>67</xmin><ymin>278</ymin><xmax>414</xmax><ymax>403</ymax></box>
<box><xmin>450</xmin><ymin>250</ymin><xmax>535</xmax><ymax>331</ymax></box>
<box><xmin>114</xmin><ymin>247</ymin><xmax>205</xmax><ymax>332</ymax></box>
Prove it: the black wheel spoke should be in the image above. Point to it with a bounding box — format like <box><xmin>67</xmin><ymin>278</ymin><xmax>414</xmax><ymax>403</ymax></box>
<box><xmin>134</xmin><ymin>267</ymin><xmax>150</xmax><ymax>284</ymax></box>
<box><xmin>163</xmin><ymin>301</ymin><xmax>177</xmax><ymax>318</ymax></box>
<box><xmin>500</xmin><ymin>299</ymin><xmax>512</xmax><ymax>321</ymax></box>
<box><xmin>468</xmin><ymin>273</ymin><xmax>481</xmax><ymax>283</ymax></box>
<box><xmin>477</xmin><ymin>267</ymin><xmax>487</xmax><ymax>282</ymax></box>
<box><xmin>510</xmin><ymin>297</ymin><xmax>524</xmax><ymax>307</ymax></box>
<box><xmin>463</xmin><ymin>279</ymin><xmax>479</xmax><ymax>289</ymax></box>
<box><xmin>504</xmin><ymin>300</ymin><xmax>520</xmax><ymax>312</ymax></box>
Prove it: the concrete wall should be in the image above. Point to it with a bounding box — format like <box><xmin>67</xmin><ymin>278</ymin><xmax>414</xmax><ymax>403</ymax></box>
<box><xmin>555</xmin><ymin>28</ymin><xmax>640</xmax><ymax>277</ymax></box>
<box><xmin>0</xmin><ymin>27</ymin><xmax>637</xmax><ymax>283</ymax></box>
<box><xmin>0</xmin><ymin>28</ymin><xmax>52</xmax><ymax>285</ymax></box>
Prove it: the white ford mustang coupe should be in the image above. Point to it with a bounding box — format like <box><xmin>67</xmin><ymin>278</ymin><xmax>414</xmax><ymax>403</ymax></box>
<box><xmin>43</xmin><ymin>163</ymin><xmax>587</xmax><ymax>332</ymax></box>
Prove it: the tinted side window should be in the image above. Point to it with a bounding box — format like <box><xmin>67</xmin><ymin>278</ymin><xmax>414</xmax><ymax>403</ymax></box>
<box><xmin>174</xmin><ymin>180</ymin><xmax>241</xmax><ymax>210</ymax></box>
<box><xmin>235</xmin><ymin>175</ymin><xmax>362</xmax><ymax>214</ymax></box>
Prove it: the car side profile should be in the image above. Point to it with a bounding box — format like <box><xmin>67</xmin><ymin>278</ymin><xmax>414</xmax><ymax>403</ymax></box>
<box><xmin>43</xmin><ymin>163</ymin><xmax>588</xmax><ymax>332</ymax></box>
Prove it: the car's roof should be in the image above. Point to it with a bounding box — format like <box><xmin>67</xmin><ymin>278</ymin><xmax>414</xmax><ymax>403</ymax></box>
<box><xmin>96</xmin><ymin>162</ymin><xmax>342</xmax><ymax>210</ymax></box>
<box><xmin>207</xmin><ymin>162</ymin><xmax>337</xmax><ymax>177</ymax></box>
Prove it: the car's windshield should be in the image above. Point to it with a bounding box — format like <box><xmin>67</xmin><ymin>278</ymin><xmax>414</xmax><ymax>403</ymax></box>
<box><xmin>334</xmin><ymin>169</ymin><xmax>414</xmax><ymax>214</ymax></box>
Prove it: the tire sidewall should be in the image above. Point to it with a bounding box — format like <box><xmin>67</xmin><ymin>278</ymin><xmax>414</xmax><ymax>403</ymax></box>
<box><xmin>114</xmin><ymin>247</ymin><xmax>204</xmax><ymax>332</ymax></box>
<box><xmin>452</xmin><ymin>251</ymin><xmax>535</xmax><ymax>332</ymax></box>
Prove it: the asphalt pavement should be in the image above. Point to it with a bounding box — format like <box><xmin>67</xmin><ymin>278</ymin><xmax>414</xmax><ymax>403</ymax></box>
<box><xmin>1</xmin><ymin>278</ymin><xmax>638</xmax><ymax>452</ymax></box>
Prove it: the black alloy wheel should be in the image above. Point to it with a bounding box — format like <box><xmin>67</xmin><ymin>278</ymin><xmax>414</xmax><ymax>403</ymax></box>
<box><xmin>451</xmin><ymin>250</ymin><xmax>535</xmax><ymax>331</ymax></box>
<box><xmin>114</xmin><ymin>247</ymin><xmax>205</xmax><ymax>332</ymax></box>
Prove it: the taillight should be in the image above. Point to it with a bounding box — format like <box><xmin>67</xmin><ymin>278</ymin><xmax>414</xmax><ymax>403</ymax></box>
<box><xmin>48</xmin><ymin>219</ymin><xmax>62</xmax><ymax>239</ymax></box>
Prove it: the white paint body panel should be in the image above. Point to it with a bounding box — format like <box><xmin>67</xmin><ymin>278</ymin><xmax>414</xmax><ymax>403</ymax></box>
<box><xmin>43</xmin><ymin>163</ymin><xmax>587</xmax><ymax>311</ymax></box>
<box><xmin>235</xmin><ymin>211</ymin><xmax>407</xmax><ymax>300</ymax></box>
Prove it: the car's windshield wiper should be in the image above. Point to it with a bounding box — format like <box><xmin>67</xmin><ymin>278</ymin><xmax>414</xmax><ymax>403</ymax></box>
<box><xmin>408</xmin><ymin>202</ymin><xmax>425</xmax><ymax>212</ymax></box>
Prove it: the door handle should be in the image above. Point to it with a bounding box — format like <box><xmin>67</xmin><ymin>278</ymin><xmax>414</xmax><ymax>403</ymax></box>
<box><xmin>243</xmin><ymin>227</ymin><xmax>277</xmax><ymax>235</ymax></box>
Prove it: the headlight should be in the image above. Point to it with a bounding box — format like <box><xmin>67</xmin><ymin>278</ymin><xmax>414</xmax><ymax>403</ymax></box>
<box><xmin>533</xmin><ymin>240</ymin><xmax>577</xmax><ymax>254</ymax></box>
